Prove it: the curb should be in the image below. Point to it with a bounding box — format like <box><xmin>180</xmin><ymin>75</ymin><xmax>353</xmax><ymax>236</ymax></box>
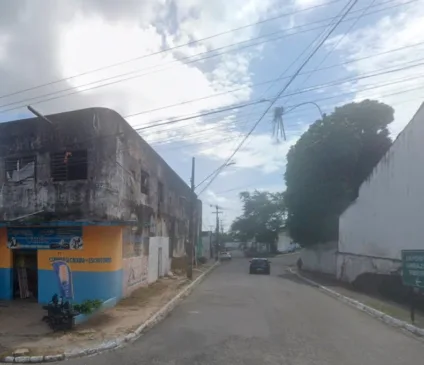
<box><xmin>1</xmin><ymin>262</ymin><xmax>220</xmax><ymax>364</ymax></box>
<box><xmin>289</xmin><ymin>268</ymin><xmax>424</xmax><ymax>338</ymax></box>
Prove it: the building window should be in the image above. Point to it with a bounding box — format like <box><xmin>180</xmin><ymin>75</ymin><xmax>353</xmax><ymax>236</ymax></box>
<box><xmin>5</xmin><ymin>155</ymin><xmax>36</xmax><ymax>182</ymax></box>
<box><xmin>158</xmin><ymin>181</ymin><xmax>164</xmax><ymax>203</ymax></box>
<box><xmin>51</xmin><ymin>150</ymin><xmax>88</xmax><ymax>182</ymax></box>
<box><xmin>179</xmin><ymin>196</ymin><xmax>187</xmax><ymax>215</ymax></box>
<box><xmin>140</xmin><ymin>170</ymin><xmax>149</xmax><ymax>195</ymax></box>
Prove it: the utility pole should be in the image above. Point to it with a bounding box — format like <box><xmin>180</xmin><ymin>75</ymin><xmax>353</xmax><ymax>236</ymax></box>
<box><xmin>209</xmin><ymin>225</ymin><xmax>214</xmax><ymax>259</ymax></box>
<box><xmin>187</xmin><ymin>157</ymin><xmax>195</xmax><ymax>279</ymax></box>
<box><xmin>210</xmin><ymin>205</ymin><xmax>223</xmax><ymax>261</ymax></box>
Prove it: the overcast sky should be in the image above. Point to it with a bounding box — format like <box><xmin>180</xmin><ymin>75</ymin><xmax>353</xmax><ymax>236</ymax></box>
<box><xmin>0</xmin><ymin>0</ymin><xmax>423</xmax><ymax>230</ymax></box>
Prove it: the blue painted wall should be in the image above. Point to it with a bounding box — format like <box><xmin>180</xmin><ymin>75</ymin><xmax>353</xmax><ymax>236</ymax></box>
<box><xmin>38</xmin><ymin>269</ymin><xmax>123</xmax><ymax>304</ymax></box>
<box><xmin>0</xmin><ymin>267</ymin><xmax>12</xmax><ymax>300</ymax></box>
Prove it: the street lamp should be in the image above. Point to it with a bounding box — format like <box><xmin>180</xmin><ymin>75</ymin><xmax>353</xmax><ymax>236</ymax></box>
<box><xmin>272</xmin><ymin>101</ymin><xmax>325</xmax><ymax>141</ymax></box>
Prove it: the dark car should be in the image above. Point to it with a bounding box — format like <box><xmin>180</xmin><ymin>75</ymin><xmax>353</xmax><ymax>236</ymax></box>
<box><xmin>249</xmin><ymin>258</ymin><xmax>271</xmax><ymax>275</ymax></box>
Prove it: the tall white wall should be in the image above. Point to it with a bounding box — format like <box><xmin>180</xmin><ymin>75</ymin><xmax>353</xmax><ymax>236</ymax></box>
<box><xmin>338</xmin><ymin>104</ymin><xmax>424</xmax><ymax>281</ymax></box>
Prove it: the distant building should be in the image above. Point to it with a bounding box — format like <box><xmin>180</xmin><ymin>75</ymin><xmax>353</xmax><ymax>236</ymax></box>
<box><xmin>0</xmin><ymin>107</ymin><xmax>200</xmax><ymax>303</ymax></box>
<box><xmin>338</xmin><ymin>103</ymin><xmax>424</xmax><ymax>282</ymax></box>
<box><xmin>277</xmin><ymin>231</ymin><xmax>291</xmax><ymax>252</ymax></box>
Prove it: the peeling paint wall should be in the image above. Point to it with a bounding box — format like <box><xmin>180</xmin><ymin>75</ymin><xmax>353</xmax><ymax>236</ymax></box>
<box><xmin>0</xmin><ymin>107</ymin><xmax>197</xmax><ymax>259</ymax></box>
<box><xmin>115</xmin><ymin>119</ymin><xmax>194</xmax><ymax>258</ymax></box>
<box><xmin>338</xmin><ymin>103</ymin><xmax>424</xmax><ymax>282</ymax></box>
<box><xmin>0</xmin><ymin>108</ymin><xmax>122</xmax><ymax>221</ymax></box>
<box><xmin>336</xmin><ymin>252</ymin><xmax>401</xmax><ymax>283</ymax></box>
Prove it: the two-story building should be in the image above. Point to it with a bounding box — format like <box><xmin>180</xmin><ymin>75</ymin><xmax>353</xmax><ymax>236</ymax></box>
<box><xmin>0</xmin><ymin>107</ymin><xmax>198</xmax><ymax>304</ymax></box>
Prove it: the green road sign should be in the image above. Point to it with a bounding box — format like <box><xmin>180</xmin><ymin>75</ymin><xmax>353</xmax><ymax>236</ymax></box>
<box><xmin>401</xmin><ymin>250</ymin><xmax>424</xmax><ymax>288</ymax></box>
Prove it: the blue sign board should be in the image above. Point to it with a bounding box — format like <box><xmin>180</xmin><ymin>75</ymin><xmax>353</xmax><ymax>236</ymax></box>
<box><xmin>7</xmin><ymin>227</ymin><xmax>84</xmax><ymax>250</ymax></box>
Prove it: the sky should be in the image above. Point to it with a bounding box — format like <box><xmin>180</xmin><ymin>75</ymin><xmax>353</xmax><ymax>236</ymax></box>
<box><xmin>0</xmin><ymin>0</ymin><xmax>423</xmax><ymax>230</ymax></box>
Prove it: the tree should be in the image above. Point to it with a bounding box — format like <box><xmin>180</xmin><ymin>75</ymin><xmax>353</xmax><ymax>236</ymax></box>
<box><xmin>231</xmin><ymin>190</ymin><xmax>285</xmax><ymax>250</ymax></box>
<box><xmin>284</xmin><ymin>99</ymin><xmax>394</xmax><ymax>246</ymax></box>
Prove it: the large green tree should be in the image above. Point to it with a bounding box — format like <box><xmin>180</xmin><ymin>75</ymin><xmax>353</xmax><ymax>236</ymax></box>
<box><xmin>231</xmin><ymin>190</ymin><xmax>285</xmax><ymax>248</ymax></box>
<box><xmin>284</xmin><ymin>99</ymin><xmax>394</xmax><ymax>246</ymax></box>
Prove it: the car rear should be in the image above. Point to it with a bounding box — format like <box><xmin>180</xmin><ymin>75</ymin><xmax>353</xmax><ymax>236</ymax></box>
<box><xmin>249</xmin><ymin>258</ymin><xmax>270</xmax><ymax>275</ymax></box>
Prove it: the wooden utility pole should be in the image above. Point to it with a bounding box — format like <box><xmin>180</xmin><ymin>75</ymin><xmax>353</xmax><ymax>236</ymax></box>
<box><xmin>187</xmin><ymin>157</ymin><xmax>195</xmax><ymax>279</ymax></box>
<box><xmin>209</xmin><ymin>225</ymin><xmax>214</xmax><ymax>259</ymax></box>
<box><xmin>210</xmin><ymin>205</ymin><xmax>223</xmax><ymax>261</ymax></box>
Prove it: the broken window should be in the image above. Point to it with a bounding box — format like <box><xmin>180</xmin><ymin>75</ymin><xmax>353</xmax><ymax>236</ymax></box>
<box><xmin>5</xmin><ymin>155</ymin><xmax>36</xmax><ymax>182</ymax></box>
<box><xmin>51</xmin><ymin>150</ymin><xmax>88</xmax><ymax>182</ymax></box>
<box><xmin>158</xmin><ymin>181</ymin><xmax>164</xmax><ymax>203</ymax></box>
<box><xmin>140</xmin><ymin>170</ymin><xmax>149</xmax><ymax>195</ymax></box>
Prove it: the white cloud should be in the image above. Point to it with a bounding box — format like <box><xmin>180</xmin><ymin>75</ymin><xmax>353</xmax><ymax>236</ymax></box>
<box><xmin>205</xmin><ymin>190</ymin><xmax>229</xmax><ymax>205</ymax></box>
<box><xmin>198</xmin><ymin>129</ymin><xmax>301</xmax><ymax>173</ymax></box>
<box><xmin>0</xmin><ymin>0</ymin><xmax>287</xmax><ymax>170</ymax></box>
<box><xmin>295</xmin><ymin>0</ymin><xmax>324</xmax><ymax>8</ymax></box>
<box><xmin>328</xmin><ymin>1</ymin><xmax>424</xmax><ymax>136</ymax></box>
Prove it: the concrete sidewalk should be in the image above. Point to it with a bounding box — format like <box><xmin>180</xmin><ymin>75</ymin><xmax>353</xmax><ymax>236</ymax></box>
<box><xmin>291</xmin><ymin>268</ymin><xmax>424</xmax><ymax>336</ymax></box>
<box><xmin>0</xmin><ymin>262</ymin><xmax>218</xmax><ymax>363</ymax></box>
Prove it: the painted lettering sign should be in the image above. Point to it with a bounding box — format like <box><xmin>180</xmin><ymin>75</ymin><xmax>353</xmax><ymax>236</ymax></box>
<box><xmin>7</xmin><ymin>227</ymin><xmax>83</xmax><ymax>250</ymax></box>
<box><xmin>401</xmin><ymin>250</ymin><xmax>424</xmax><ymax>288</ymax></box>
<box><xmin>49</xmin><ymin>257</ymin><xmax>112</xmax><ymax>264</ymax></box>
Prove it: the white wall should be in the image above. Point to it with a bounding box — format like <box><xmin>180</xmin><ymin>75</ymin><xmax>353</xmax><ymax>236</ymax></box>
<box><xmin>336</xmin><ymin>253</ymin><xmax>400</xmax><ymax>283</ymax></box>
<box><xmin>148</xmin><ymin>237</ymin><xmax>170</xmax><ymax>284</ymax></box>
<box><xmin>277</xmin><ymin>232</ymin><xmax>291</xmax><ymax>252</ymax></box>
<box><xmin>300</xmin><ymin>242</ymin><xmax>337</xmax><ymax>275</ymax></box>
<box><xmin>338</xmin><ymin>103</ymin><xmax>424</xmax><ymax>280</ymax></box>
<box><xmin>200</xmin><ymin>234</ymin><xmax>211</xmax><ymax>259</ymax></box>
<box><xmin>122</xmin><ymin>255</ymin><xmax>148</xmax><ymax>297</ymax></box>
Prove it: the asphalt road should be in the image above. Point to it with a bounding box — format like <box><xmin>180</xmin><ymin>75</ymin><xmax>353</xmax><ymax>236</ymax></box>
<box><xmin>63</xmin><ymin>254</ymin><xmax>424</xmax><ymax>364</ymax></box>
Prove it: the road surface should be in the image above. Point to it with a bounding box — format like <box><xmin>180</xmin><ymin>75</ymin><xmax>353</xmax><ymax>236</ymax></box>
<box><xmin>62</xmin><ymin>254</ymin><xmax>423</xmax><ymax>364</ymax></box>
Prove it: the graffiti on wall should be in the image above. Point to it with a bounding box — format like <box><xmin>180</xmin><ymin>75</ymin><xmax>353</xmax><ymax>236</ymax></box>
<box><xmin>123</xmin><ymin>255</ymin><xmax>148</xmax><ymax>296</ymax></box>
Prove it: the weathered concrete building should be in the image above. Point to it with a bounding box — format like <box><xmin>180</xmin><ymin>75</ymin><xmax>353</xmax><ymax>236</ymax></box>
<box><xmin>338</xmin><ymin>103</ymin><xmax>424</xmax><ymax>283</ymax></box>
<box><xmin>0</xmin><ymin>107</ymin><xmax>198</xmax><ymax>304</ymax></box>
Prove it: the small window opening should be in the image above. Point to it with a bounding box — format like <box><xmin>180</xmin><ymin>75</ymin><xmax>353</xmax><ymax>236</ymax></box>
<box><xmin>141</xmin><ymin>170</ymin><xmax>149</xmax><ymax>195</ymax></box>
<box><xmin>158</xmin><ymin>181</ymin><xmax>164</xmax><ymax>203</ymax></box>
<box><xmin>179</xmin><ymin>196</ymin><xmax>187</xmax><ymax>215</ymax></box>
<box><xmin>5</xmin><ymin>155</ymin><xmax>36</xmax><ymax>182</ymax></box>
<box><xmin>51</xmin><ymin>150</ymin><xmax>88</xmax><ymax>182</ymax></box>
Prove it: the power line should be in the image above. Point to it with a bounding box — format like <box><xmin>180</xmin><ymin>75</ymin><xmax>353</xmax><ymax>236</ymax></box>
<box><xmin>135</xmin><ymin>99</ymin><xmax>266</xmax><ymax>131</ymax></box>
<box><xmin>0</xmin><ymin>0</ymin><xmax>413</xmax><ymax>117</ymax></box>
<box><xmin>0</xmin><ymin>0</ymin><xmax>344</xmax><ymax>101</ymax></box>
<box><xmin>149</xmin><ymin>81</ymin><xmax>424</xmax><ymax>150</ymax></box>
<box><xmin>282</xmin><ymin>0</ymin><xmax>379</xmax><ymax>109</ymax></box>
<box><xmin>124</xmin><ymin>13</ymin><xmax>424</xmax><ymax>130</ymax></box>
<box><xmin>197</xmin><ymin>0</ymin><xmax>360</xmax><ymax>195</ymax></box>
<box><xmin>141</xmin><ymin>59</ymin><xmax>424</xmax><ymax>143</ymax></box>
<box><xmin>131</xmin><ymin>39</ymin><xmax>424</xmax><ymax>130</ymax></box>
<box><xmin>13</xmin><ymin>86</ymin><xmax>424</xmax><ymax>169</ymax></box>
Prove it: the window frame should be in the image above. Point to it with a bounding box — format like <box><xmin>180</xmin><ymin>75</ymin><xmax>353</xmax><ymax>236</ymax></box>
<box><xmin>50</xmin><ymin>150</ymin><xmax>88</xmax><ymax>182</ymax></box>
<box><xmin>5</xmin><ymin>155</ymin><xmax>37</xmax><ymax>182</ymax></box>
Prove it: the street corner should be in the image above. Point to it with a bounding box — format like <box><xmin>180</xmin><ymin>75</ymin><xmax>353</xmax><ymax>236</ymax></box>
<box><xmin>0</xmin><ymin>261</ymin><xmax>219</xmax><ymax>364</ymax></box>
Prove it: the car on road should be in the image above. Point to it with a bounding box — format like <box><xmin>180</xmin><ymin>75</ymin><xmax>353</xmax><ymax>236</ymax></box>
<box><xmin>219</xmin><ymin>251</ymin><xmax>232</xmax><ymax>261</ymax></box>
<box><xmin>249</xmin><ymin>258</ymin><xmax>271</xmax><ymax>275</ymax></box>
